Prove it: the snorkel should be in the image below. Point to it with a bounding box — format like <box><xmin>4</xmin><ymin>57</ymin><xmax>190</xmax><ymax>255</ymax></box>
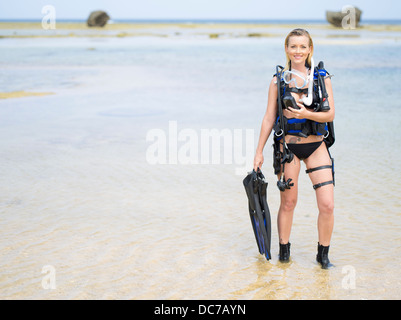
<box><xmin>299</xmin><ymin>57</ymin><xmax>314</xmax><ymax>106</ymax></box>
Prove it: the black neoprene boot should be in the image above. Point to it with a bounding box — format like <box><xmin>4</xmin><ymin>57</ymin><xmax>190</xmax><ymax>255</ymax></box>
<box><xmin>279</xmin><ymin>243</ymin><xmax>291</xmax><ymax>262</ymax></box>
<box><xmin>316</xmin><ymin>243</ymin><xmax>331</xmax><ymax>269</ymax></box>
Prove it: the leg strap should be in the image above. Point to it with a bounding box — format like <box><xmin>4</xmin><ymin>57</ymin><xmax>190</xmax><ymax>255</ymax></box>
<box><xmin>313</xmin><ymin>180</ymin><xmax>334</xmax><ymax>190</ymax></box>
<box><xmin>305</xmin><ymin>165</ymin><xmax>332</xmax><ymax>173</ymax></box>
<box><xmin>306</xmin><ymin>163</ymin><xmax>335</xmax><ymax>190</ymax></box>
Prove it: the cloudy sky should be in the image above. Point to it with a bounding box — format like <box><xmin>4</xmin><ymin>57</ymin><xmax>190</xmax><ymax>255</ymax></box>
<box><xmin>0</xmin><ymin>0</ymin><xmax>399</xmax><ymax>20</ymax></box>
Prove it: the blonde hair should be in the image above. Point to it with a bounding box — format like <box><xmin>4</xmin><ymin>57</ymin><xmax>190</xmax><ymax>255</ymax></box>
<box><xmin>284</xmin><ymin>28</ymin><xmax>314</xmax><ymax>70</ymax></box>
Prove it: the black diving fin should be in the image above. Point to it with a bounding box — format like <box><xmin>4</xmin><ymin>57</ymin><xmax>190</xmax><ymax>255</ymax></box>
<box><xmin>243</xmin><ymin>168</ymin><xmax>271</xmax><ymax>260</ymax></box>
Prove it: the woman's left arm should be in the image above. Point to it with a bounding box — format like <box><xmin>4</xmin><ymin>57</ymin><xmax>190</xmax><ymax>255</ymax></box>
<box><xmin>289</xmin><ymin>77</ymin><xmax>335</xmax><ymax>122</ymax></box>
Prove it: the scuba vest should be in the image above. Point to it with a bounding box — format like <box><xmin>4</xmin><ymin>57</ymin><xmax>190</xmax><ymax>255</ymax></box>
<box><xmin>273</xmin><ymin>61</ymin><xmax>335</xmax><ymax>148</ymax></box>
<box><xmin>273</xmin><ymin>62</ymin><xmax>336</xmax><ymax>182</ymax></box>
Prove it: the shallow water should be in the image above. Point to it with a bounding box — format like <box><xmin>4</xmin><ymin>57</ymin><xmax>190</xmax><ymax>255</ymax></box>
<box><xmin>0</xmin><ymin>27</ymin><xmax>401</xmax><ymax>299</ymax></box>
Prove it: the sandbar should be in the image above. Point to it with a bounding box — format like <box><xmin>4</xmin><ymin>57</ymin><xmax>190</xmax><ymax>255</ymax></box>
<box><xmin>0</xmin><ymin>91</ymin><xmax>54</xmax><ymax>99</ymax></box>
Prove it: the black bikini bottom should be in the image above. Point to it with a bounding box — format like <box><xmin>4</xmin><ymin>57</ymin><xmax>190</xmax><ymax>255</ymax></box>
<box><xmin>287</xmin><ymin>141</ymin><xmax>323</xmax><ymax>160</ymax></box>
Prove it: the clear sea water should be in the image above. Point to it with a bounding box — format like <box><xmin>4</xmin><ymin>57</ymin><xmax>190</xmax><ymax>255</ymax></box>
<box><xmin>0</xmin><ymin>23</ymin><xmax>400</xmax><ymax>299</ymax></box>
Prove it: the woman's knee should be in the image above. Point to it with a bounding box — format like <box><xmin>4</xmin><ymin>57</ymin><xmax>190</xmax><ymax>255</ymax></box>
<box><xmin>318</xmin><ymin>198</ymin><xmax>334</xmax><ymax>215</ymax></box>
<box><xmin>281</xmin><ymin>196</ymin><xmax>297</xmax><ymax>213</ymax></box>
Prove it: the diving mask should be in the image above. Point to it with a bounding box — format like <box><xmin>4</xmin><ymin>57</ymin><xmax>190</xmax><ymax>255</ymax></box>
<box><xmin>282</xmin><ymin>69</ymin><xmax>309</xmax><ymax>89</ymax></box>
<box><xmin>281</xmin><ymin>58</ymin><xmax>315</xmax><ymax>106</ymax></box>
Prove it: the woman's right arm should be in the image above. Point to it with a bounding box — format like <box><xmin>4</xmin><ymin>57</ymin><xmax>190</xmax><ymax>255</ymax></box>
<box><xmin>253</xmin><ymin>77</ymin><xmax>279</xmax><ymax>171</ymax></box>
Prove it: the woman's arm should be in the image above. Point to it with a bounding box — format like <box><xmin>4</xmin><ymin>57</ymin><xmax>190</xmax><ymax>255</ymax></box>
<box><xmin>288</xmin><ymin>77</ymin><xmax>335</xmax><ymax>123</ymax></box>
<box><xmin>254</xmin><ymin>78</ymin><xmax>279</xmax><ymax>170</ymax></box>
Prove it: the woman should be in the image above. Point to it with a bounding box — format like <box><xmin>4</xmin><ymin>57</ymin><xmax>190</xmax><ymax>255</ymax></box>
<box><xmin>253</xmin><ymin>28</ymin><xmax>335</xmax><ymax>269</ymax></box>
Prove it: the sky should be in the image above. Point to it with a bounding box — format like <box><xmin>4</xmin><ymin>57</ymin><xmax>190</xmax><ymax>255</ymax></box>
<box><xmin>0</xmin><ymin>0</ymin><xmax>400</xmax><ymax>20</ymax></box>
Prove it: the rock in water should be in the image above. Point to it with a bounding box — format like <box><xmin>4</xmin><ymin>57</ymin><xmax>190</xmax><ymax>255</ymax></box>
<box><xmin>326</xmin><ymin>7</ymin><xmax>362</xmax><ymax>28</ymax></box>
<box><xmin>87</xmin><ymin>11</ymin><xmax>110</xmax><ymax>27</ymax></box>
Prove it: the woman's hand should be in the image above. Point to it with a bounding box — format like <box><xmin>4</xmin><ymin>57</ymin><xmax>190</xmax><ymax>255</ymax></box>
<box><xmin>254</xmin><ymin>152</ymin><xmax>264</xmax><ymax>171</ymax></box>
<box><xmin>287</xmin><ymin>102</ymin><xmax>309</xmax><ymax>119</ymax></box>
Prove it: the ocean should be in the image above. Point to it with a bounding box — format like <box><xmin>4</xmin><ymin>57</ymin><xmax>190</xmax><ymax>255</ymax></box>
<box><xmin>0</xmin><ymin>21</ymin><xmax>400</xmax><ymax>299</ymax></box>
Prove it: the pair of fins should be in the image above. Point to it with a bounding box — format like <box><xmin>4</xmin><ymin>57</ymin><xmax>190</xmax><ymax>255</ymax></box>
<box><xmin>243</xmin><ymin>168</ymin><xmax>271</xmax><ymax>260</ymax></box>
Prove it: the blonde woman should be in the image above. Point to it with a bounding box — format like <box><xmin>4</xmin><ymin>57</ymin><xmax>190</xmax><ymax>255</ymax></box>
<box><xmin>253</xmin><ymin>28</ymin><xmax>335</xmax><ymax>268</ymax></box>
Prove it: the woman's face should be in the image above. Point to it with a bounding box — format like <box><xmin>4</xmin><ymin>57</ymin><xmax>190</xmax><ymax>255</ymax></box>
<box><xmin>285</xmin><ymin>35</ymin><xmax>312</xmax><ymax>66</ymax></box>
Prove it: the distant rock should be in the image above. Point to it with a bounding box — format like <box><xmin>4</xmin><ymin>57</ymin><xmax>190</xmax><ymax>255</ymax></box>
<box><xmin>87</xmin><ymin>11</ymin><xmax>110</xmax><ymax>27</ymax></box>
<box><xmin>326</xmin><ymin>7</ymin><xmax>362</xmax><ymax>28</ymax></box>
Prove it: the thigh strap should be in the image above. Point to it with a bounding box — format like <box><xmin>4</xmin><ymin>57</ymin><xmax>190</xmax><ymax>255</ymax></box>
<box><xmin>305</xmin><ymin>164</ymin><xmax>332</xmax><ymax>173</ymax></box>
<box><xmin>305</xmin><ymin>163</ymin><xmax>335</xmax><ymax>190</ymax></box>
<box><xmin>313</xmin><ymin>180</ymin><xmax>334</xmax><ymax>190</ymax></box>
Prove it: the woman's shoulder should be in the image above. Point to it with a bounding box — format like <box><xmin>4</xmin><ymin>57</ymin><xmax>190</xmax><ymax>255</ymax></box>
<box><xmin>271</xmin><ymin>70</ymin><xmax>284</xmax><ymax>83</ymax></box>
<box><xmin>270</xmin><ymin>75</ymin><xmax>280</xmax><ymax>87</ymax></box>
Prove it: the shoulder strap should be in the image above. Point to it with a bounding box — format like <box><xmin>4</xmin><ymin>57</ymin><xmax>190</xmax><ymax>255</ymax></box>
<box><xmin>286</xmin><ymin>86</ymin><xmax>308</xmax><ymax>94</ymax></box>
<box><xmin>314</xmin><ymin>61</ymin><xmax>329</xmax><ymax>79</ymax></box>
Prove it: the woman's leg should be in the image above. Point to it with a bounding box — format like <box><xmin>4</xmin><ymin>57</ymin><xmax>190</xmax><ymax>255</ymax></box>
<box><xmin>304</xmin><ymin>142</ymin><xmax>334</xmax><ymax>246</ymax></box>
<box><xmin>277</xmin><ymin>155</ymin><xmax>301</xmax><ymax>245</ymax></box>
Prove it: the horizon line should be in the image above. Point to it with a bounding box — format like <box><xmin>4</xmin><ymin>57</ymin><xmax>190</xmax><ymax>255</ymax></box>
<box><xmin>1</xmin><ymin>18</ymin><xmax>401</xmax><ymax>23</ymax></box>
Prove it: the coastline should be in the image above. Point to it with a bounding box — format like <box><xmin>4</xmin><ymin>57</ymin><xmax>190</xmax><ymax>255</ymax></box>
<box><xmin>1</xmin><ymin>21</ymin><xmax>401</xmax><ymax>39</ymax></box>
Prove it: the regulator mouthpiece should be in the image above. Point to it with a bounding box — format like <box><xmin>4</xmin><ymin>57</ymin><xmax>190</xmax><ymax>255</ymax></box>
<box><xmin>277</xmin><ymin>177</ymin><xmax>294</xmax><ymax>192</ymax></box>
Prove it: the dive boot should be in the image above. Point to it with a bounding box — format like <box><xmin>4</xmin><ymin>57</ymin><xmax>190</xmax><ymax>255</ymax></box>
<box><xmin>279</xmin><ymin>242</ymin><xmax>291</xmax><ymax>262</ymax></box>
<box><xmin>316</xmin><ymin>243</ymin><xmax>331</xmax><ymax>269</ymax></box>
